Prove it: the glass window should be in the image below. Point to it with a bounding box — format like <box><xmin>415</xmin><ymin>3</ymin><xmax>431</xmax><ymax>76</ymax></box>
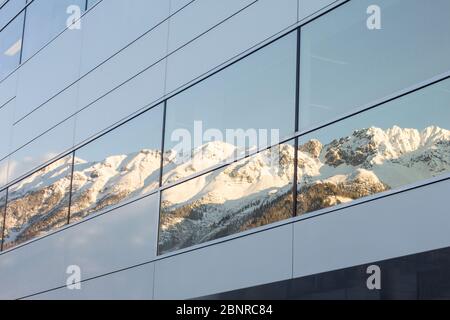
<box><xmin>0</xmin><ymin>11</ymin><xmax>24</xmax><ymax>79</ymax></box>
<box><xmin>86</xmin><ymin>0</ymin><xmax>99</xmax><ymax>10</ymax></box>
<box><xmin>159</xmin><ymin>140</ymin><xmax>295</xmax><ymax>255</ymax></box>
<box><xmin>300</xmin><ymin>0</ymin><xmax>450</xmax><ymax>130</ymax></box>
<box><xmin>296</xmin><ymin>77</ymin><xmax>450</xmax><ymax>216</ymax></box>
<box><xmin>0</xmin><ymin>0</ymin><xmax>26</xmax><ymax>29</ymax></box>
<box><xmin>163</xmin><ymin>32</ymin><xmax>297</xmax><ymax>186</ymax></box>
<box><xmin>69</xmin><ymin>104</ymin><xmax>164</xmax><ymax>223</ymax></box>
<box><xmin>0</xmin><ymin>189</ymin><xmax>6</xmax><ymax>250</ymax></box>
<box><xmin>0</xmin><ymin>158</ymin><xmax>7</xmax><ymax>188</ymax></box>
<box><xmin>21</xmin><ymin>0</ymin><xmax>85</xmax><ymax>61</ymax></box>
<box><xmin>2</xmin><ymin>154</ymin><xmax>72</xmax><ymax>250</ymax></box>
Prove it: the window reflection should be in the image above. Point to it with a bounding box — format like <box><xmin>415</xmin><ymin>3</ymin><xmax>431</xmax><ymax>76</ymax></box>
<box><xmin>0</xmin><ymin>158</ymin><xmax>7</xmax><ymax>188</ymax></box>
<box><xmin>69</xmin><ymin>105</ymin><xmax>164</xmax><ymax>223</ymax></box>
<box><xmin>300</xmin><ymin>0</ymin><xmax>450</xmax><ymax>130</ymax></box>
<box><xmin>21</xmin><ymin>0</ymin><xmax>85</xmax><ymax>61</ymax></box>
<box><xmin>2</xmin><ymin>154</ymin><xmax>72</xmax><ymax>250</ymax></box>
<box><xmin>86</xmin><ymin>0</ymin><xmax>99</xmax><ymax>10</ymax></box>
<box><xmin>0</xmin><ymin>0</ymin><xmax>26</xmax><ymax>30</ymax></box>
<box><xmin>163</xmin><ymin>32</ymin><xmax>297</xmax><ymax>186</ymax></box>
<box><xmin>0</xmin><ymin>11</ymin><xmax>24</xmax><ymax>79</ymax></box>
<box><xmin>0</xmin><ymin>189</ymin><xmax>6</xmax><ymax>250</ymax></box>
<box><xmin>297</xmin><ymin>78</ymin><xmax>450</xmax><ymax>215</ymax></box>
<box><xmin>159</xmin><ymin>141</ymin><xmax>295</xmax><ymax>255</ymax></box>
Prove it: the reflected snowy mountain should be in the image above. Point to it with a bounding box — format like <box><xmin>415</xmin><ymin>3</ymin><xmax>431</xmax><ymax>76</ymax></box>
<box><xmin>1</xmin><ymin>126</ymin><xmax>449</xmax><ymax>252</ymax></box>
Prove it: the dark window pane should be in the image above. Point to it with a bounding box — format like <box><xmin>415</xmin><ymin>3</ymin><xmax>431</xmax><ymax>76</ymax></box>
<box><xmin>3</xmin><ymin>155</ymin><xmax>72</xmax><ymax>250</ymax></box>
<box><xmin>21</xmin><ymin>0</ymin><xmax>85</xmax><ymax>61</ymax></box>
<box><xmin>300</xmin><ymin>0</ymin><xmax>450</xmax><ymax>130</ymax></box>
<box><xmin>69</xmin><ymin>104</ymin><xmax>164</xmax><ymax>223</ymax></box>
<box><xmin>297</xmin><ymin>78</ymin><xmax>450</xmax><ymax>216</ymax></box>
<box><xmin>159</xmin><ymin>140</ymin><xmax>295</xmax><ymax>255</ymax></box>
<box><xmin>0</xmin><ymin>189</ymin><xmax>6</xmax><ymax>250</ymax></box>
<box><xmin>0</xmin><ymin>0</ymin><xmax>26</xmax><ymax>29</ymax></box>
<box><xmin>0</xmin><ymin>11</ymin><xmax>23</xmax><ymax>79</ymax></box>
<box><xmin>163</xmin><ymin>32</ymin><xmax>297</xmax><ymax>186</ymax></box>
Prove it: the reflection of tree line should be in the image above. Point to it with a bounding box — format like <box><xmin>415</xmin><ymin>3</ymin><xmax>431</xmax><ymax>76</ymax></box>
<box><xmin>159</xmin><ymin>189</ymin><xmax>294</xmax><ymax>253</ymax></box>
<box><xmin>2</xmin><ymin>186</ymin><xmax>70</xmax><ymax>250</ymax></box>
<box><xmin>297</xmin><ymin>180</ymin><xmax>389</xmax><ymax>215</ymax></box>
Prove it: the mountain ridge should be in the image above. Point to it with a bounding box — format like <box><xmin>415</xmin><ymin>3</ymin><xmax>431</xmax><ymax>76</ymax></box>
<box><xmin>1</xmin><ymin>125</ymin><xmax>449</xmax><ymax>250</ymax></box>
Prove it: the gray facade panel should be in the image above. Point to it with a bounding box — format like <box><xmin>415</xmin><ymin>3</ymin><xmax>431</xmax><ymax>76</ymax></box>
<box><xmin>165</xmin><ymin>0</ymin><xmax>297</xmax><ymax>95</ymax></box>
<box><xmin>154</xmin><ymin>224</ymin><xmax>293</xmax><ymax>300</ymax></box>
<box><xmin>26</xmin><ymin>263</ymin><xmax>155</xmax><ymax>300</ymax></box>
<box><xmin>298</xmin><ymin>0</ymin><xmax>339</xmax><ymax>21</ymax></box>
<box><xmin>14</xmin><ymin>26</ymin><xmax>82</xmax><ymax>123</ymax></box>
<box><xmin>79</xmin><ymin>0</ymin><xmax>170</xmax><ymax>74</ymax></box>
<box><xmin>293</xmin><ymin>179</ymin><xmax>450</xmax><ymax>279</ymax></box>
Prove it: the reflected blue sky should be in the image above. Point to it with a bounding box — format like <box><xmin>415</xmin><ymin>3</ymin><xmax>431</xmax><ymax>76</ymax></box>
<box><xmin>75</xmin><ymin>104</ymin><xmax>163</xmax><ymax>162</ymax></box>
<box><xmin>307</xmin><ymin>78</ymin><xmax>450</xmax><ymax>145</ymax></box>
<box><xmin>0</xmin><ymin>0</ymin><xmax>26</xmax><ymax>29</ymax></box>
<box><xmin>0</xmin><ymin>11</ymin><xmax>24</xmax><ymax>79</ymax></box>
<box><xmin>164</xmin><ymin>31</ymin><xmax>297</xmax><ymax>151</ymax></box>
<box><xmin>300</xmin><ymin>0</ymin><xmax>450</xmax><ymax>130</ymax></box>
<box><xmin>22</xmin><ymin>0</ymin><xmax>86</xmax><ymax>61</ymax></box>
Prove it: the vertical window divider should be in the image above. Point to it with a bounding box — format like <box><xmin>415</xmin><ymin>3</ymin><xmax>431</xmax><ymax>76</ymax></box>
<box><xmin>156</xmin><ymin>101</ymin><xmax>167</xmax><ymax>256</ymax></box>
<box><xmin>292</xmin><ymin>27</ymin><xmax>301</xmax><ymax>218</ymax></box>
<box><xmin>18</xmin><ymin>3</ymin><xmax>27</xmax><ymax>65</ymax></box>
<box><xmin>156</xmin><ymin>190</ymin><xmax>162</xmax><ymax>256</ymax></box>
<box><xmin>1</xmin><ymin>188</ymin><xmax>9</xmax><ymax>252</ymax></box>
<box><xmin>159</xmin><ymin>101</ymin><xmax>167</xmax><ymax>188</ymax></box>
<box><xmin>67</xmin><ymin>150</ymin><xmax>76</xmax><ymax>225</ymax></box>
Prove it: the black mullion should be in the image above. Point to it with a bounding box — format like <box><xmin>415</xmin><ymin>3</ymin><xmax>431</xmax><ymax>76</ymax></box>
<box><xmin>292</xmin><ymin>27</ymin><xmax>301</xmax><ymax>217</ymax></box>
<box><xmin>1</xmin><ymin>188</ymin><xmax>9</xmax><ymax>251</ymax></box>
<box><xmin>159</xmin><ymin>101</ymin><xmax>167</xmax><ymax>187</ymax></box>
<box><xmin>66</xmin><ymin>151</ymin><xmax>76</xmax><ymax>225</ymax></box>
<box><xmin>295</xmin><ymin>27</ymin><xmax>301</xmax><ymax>133</ymax></box>
<box><xmin>156</xmin><ymin>100</ymin><xmax>167</xmax><ymax>256</ymax></box>
<box><xmin>18</xmin><ymin>1</ymin><xmax>27</xmax><ymax>65</ymax></box>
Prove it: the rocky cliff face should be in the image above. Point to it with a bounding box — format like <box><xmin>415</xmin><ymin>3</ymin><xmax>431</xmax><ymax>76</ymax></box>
<box><xmin>1</xmin><ymin>126</ymin><xmax>450</xmax><ymax>252</ymax></box>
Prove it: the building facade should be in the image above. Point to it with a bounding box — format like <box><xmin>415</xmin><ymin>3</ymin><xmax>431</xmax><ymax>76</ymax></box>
<box><xmin>0</xmin><ymin>0</ymin><xmax>449</xmax><ymax>299</ymax></box>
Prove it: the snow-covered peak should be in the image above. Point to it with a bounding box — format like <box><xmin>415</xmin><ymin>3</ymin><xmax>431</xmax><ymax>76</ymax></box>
<box><xmin>323</xmin><ymin>125</ymin><xmax>450</xmax><ymax>167</ymax></box>
<box><xmin>162</xmin><ymin>141</ymin><xmax>239</xmax><ymax>185</ymax></box>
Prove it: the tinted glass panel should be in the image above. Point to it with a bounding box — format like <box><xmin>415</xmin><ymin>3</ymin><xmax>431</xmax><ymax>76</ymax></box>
<box><xmin>0</xmin><ymin>158</ymin><xmax>7</xmax><ymax>188</ymax></box>
<box><xmin>21</xmin><ymin>0</ymin><xmax>85</xmax><ymax>61</ymax></box>
<box><xmin>163</xmin><ymin>32</ymin><xmax>297</xmax><ymax>186</ymax></box>
<box><xmin>3</xmin><ymin>155</ymin><xmax>72</xmax><ymax>250</ymax></box>
<box><xmin>300</xmin><ymin>0</ymin><xmax>450</xmax><ymax>130</ymax></box>
<box><xmin>0</xmin><ymin>11</ymin><xmax>23</xmax><ymax>79</ymax></box>
<box><xmin>0</xmin><ymin>189</ymin><xmax>6</xmax><ymax>250</ymax></box>
<box><xmin>296</xmin><ymin>78</ymin><xmax>450</xmax><ymax>216</ymax></box>
<box><xmin>69</xmin><ymin>105</ymin><xmax>164</xmax><ymax>223</ymax></box>
<box><xmin>0</xmin><ymin>0</ymin><xmax>26</xmax><ymax>29</ymax></box>
<box><xmin>86</xmin><ymin>0</ymin><xmax>99</xmax><ymax>10</ymax></box>
<box><xmin>159</xmin><ymin>140</ymin><xmax>295</xmax><ymax>255</ymax></box>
